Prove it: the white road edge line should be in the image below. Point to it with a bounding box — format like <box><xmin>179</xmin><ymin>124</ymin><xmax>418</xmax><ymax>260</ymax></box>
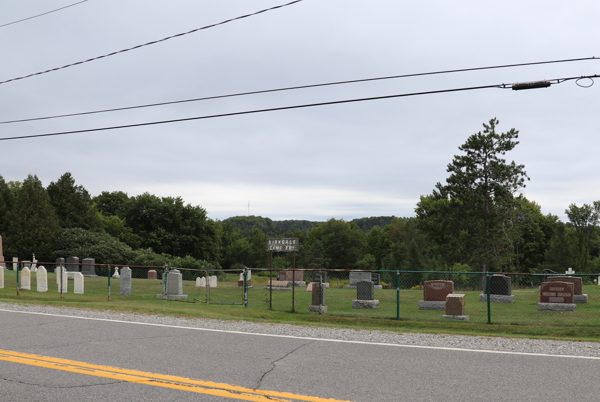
<box><xmin>1</xmin><ymin>308</ymin><xmax>598</xmax><ymax>361</ymax></box>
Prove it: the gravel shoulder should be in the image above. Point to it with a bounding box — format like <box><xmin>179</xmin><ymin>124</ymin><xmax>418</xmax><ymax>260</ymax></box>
<box><xmin>1</xmin><ymin>302</ymin><xmax>598</xmax><ymax>358</ymax></box>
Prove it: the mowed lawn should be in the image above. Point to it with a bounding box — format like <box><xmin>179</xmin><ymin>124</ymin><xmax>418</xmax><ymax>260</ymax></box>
<box><xmin>2</xmin><ymin>270</ymin><xmax>600</xmax><ymax>340</ymax></box>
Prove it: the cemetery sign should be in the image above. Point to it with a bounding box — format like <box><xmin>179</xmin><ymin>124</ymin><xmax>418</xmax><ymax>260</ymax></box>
<box><xmin>268</xmin><ymin>238</ymin><xmax>299</xmax><ymax>252</ymax></box>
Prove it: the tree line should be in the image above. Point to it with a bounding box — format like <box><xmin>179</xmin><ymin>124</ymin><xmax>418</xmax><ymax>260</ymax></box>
<box><xmin>1</xmin><ymin>119</ymin><xmax>598</xmax><ymax>276</ymax></box>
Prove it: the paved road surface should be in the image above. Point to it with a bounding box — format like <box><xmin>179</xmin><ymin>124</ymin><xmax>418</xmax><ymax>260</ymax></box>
<box><xmin>0</xmin><ymin>309</ymin><xmax>598</xmax><ymax>401</ymax></box>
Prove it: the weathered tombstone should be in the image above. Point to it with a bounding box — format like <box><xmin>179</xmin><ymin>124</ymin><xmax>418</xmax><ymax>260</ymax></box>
<box><xmin>13</xmin><ymin>257</ymin><xmax>18</xmax><ymax>271</ymax></box>
<box><xmin>442</xmin><ymin>294</ymin><xmax>468</xmax><ymax>320</ymax></box>
<box><xmin>66</xmin><ymin>256</ymin><xmax>80</xmax><ymax>272</ymax></box>
<box><xmin>352</xmin><ymin>281</ymin><xmax>380</xmax><ymax>309</ymax></box>
<box><xmin>419</xmin><ymin>280</ymin><xmax>453</xmax><ymax>310</ymax></box>
<box><xmin>196</xmin><ymin>277</ymin><xmax>206</xmax><ymax>287</ymax></box>
<box><xmin>81</xmin><ymin>258</ymin><xmax>97</xmax><ymax>277</ymax></box>
<box><xmin>55</xmin><ymin>257</ymin><xmax>65</xmax><ymax>271</ymax></box>
<box><xmin>479</xmin><ymin>274</ymin><xmax>515</xmax><ymax>303</ymax></box>
<box><xmin>0</xmin><ymin>264</ymin><xmax>4</xmax><ymax>288</ymax></box>
<box><xmin>209</xmin><ymin>276</ymin><xmax>217</xmax><ymax>288</ymax></box>
<box><xmin>36</xmin><ymin>266</ymin><xmax>48</xmax><ymax>292</ymax></box>
<box><xmin>156</xmin><ymin>269</ymin><xmax>188</xmax><ymax>300</ymax></box>
<box><xmin>120</xmin><ymin>267</ymin><xmax>132</xmax><ymax>296</ymax></box>
<box><xmin>57</xmin><ymin>266</ymin><xmax>68</xmax><ymax>293</ymax></box>
<box><xmin>537</xmin><ymin>281</ymin><xmax>576</xmax><ymax>311</ymax></box>
<box><xmin>73</xmin><ymin>272</ymin><xmax>85</xmax><ymax>294</ymax></box>
<box><xmin>547</xmin><ymin>276</ymin><xmax>587</xmax><ymax>303</ymax></box>
<box><xmin>148</xmin><ymin>270</ymin><xmax>157</xmax><ymax>280</ymax></box>
<box><xmin>112</xmin><ymin>267</ymin><xmax>120</xmax><ymax>279</ymax></box>
<box><xmin>20</xmin><ymin>267</ymin><xmax>31</xmax><ymax>290</ymax></box>
<box><xmin>308</xmin><ymin>282</ymin><xmax>327</xmax><ymax>313</ymax></box>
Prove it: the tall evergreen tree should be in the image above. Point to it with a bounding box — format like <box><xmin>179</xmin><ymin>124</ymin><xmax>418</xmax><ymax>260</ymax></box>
<box><xmin>47</xmin><ymin>172</ymin><xmax>101</xmax><ymax>230</ymax></box>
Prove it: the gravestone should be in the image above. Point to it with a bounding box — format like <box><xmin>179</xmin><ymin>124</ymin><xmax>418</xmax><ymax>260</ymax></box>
<box><xmin>312</xmin><ymin>271</ymin><xmax>327</xmax><ymax>283</ymax></box>
<box><xmin>120</xmin><ymin>267</ymin><xmax>132</xmax><ymax>296</ymax></box>
<box><xmin>20</xmin><ymin>267</ymin><xmax>31</xmax><ymax>290</ymax></box>
<box><xmin>442</xmin><ymin>294</ymin><xmax>468</xmax><ymax>320</ymax></box>
<box><xmin>31</xmin><ymin>255</ymin><xmax>37</xmax><ymax>272</ymax></box>
<box><xmin>264</xmin><ymin>280</ymin><xmax>292</xmax><ymax>291</ymax></box>
<box><xmin>547</xmin><ymin>276</ymin><xmax>587</xmax><ymax>303</ymax></box>
<box><xmin>238</xmin><ymin>270</ymin><xmax>252</xmax><ymax>288</ymax></box>
<box><xmin>55</xmin><ymin>258</ymin><xmax>65</xmax><ymax>271</ymax></box>
<box><xmin>57</xmin><ymin>266</ymin><xmax>68</xmax><ymax>293</ymax></box>
<box><xmin>196</xmin><ymin>277</ymin><xmax>206</xmax><ymax>287</ymax></box>
<box><xmin>73</xmin><ymin>272</ymin><xmax>85</xmax><ymax>294</ymax></box>
<box><xmin>537</xmin><ymin>281</ymin><xmax>576</xmax><ymax>311</ymax></box>
<box><xmin>81</xmin><ymin>258</ymin><xmax>97</xmax><ymax>277</ymax></box>
<box><xmin>156</xmin><ymin>269</ymin><xmax>188</xmax><ymax>300</ymax></box>
<box><xmin>112</xmin><ymin>267</ymin><xmax>120</xmax><ymax>279</ymax></box>
<box><xmin>352</xmin><ymin>280</ymin><xmax>379</xmax><ymax>309</ymax></box>
<box><xmin>22</xmin><ymin>261</ymin><xmax>31</xmax><ymax>270</ymax></box>
<box><xmin>479</xmin><ymin>274</ymin><xmax>515</xmax><ymax>303</ymax></box>
<box><xmin>66</xmin><ymin>256</ymin><xmax>79</xmax><ymax>272</ymax></box>
<box><xmin>348</xmin><ymin>271</ymin><xmax>382</xmax><ymax>289</ymax></box>
<box><xmin>419</xmin><ymin>280</ymin><xmax>453</xmax><ymax>310</ymax></box>
<box><xmin>309</xmin><ymin>282</ymin><xmax>327</xmax><ymax>313</ymax></box>
<box><xmin>13</xmin><ymin>257</ymin><xmax>18</xmax><ymax>271</ymax></box>
<box><xmin>209</xmin><ymin>276</ymin><xmax>217</xmax><ymax>288</ymax></box>
<box><xmin>371</xmin><ymin>273</ymin><xmax>381</xmax><ymax>286</ymax></box>
<box><xmin>36</xmin><ymin>266</ymin><xmax>48</xmax><ymax>292</ymax></box>
<box><xmin>279</xmin><ymin>270</ymin><xmax>305</xmax><ymax>286</ymax></box>
<box><xmin>148</xmin><ymin>270</ymin><xmax>157</xmax><ymax>280</ymax></box>
<box><xmin>0</xmin><ymin>265</ymin><xmax>4</xmax><ymax>288</ymax></box>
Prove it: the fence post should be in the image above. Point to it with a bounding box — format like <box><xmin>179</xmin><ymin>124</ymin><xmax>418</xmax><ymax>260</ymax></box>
<box><xmin>269</xmin><ymin>269</ymin><xmax>273</xmax><ymax>310</ymax></box>
<box><xmin>205</xmin><ymin>270</ymin><xmax>209</xmax><ymax>305</ymax></box>
<box><xmin>243</xmin><ymin>268</ymin><xmax>248</xmax><ymax>308</ymax></box>
<box><xmin>396</xmin><ymin>270</ymin><xmax>400</xmax><ymax>320</ymax></box>
<box><xmin>108</xmin><ymin>266</ymin><xmax>111</xmax><ymax>301</ymax></box>
<box><xmin>291</xmin><ymin>268</ymin><xmax>296</xmax><ymax>313</ymax></box>
<box><xmin>486</xmin><ymin>275</ymin><xmax>492</xmax><ymax>324</ymax></box>
<box><xmin>16</xmin><ymin>262</ymin><xmax>20</xmax><ymax>296</ymax></box>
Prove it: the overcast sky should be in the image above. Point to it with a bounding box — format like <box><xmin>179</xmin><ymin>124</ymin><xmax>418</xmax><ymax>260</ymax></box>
<box><xmin>1</xmin><ymin>0</ymin><xmax>598</xmax><ymax>222</ymax></box>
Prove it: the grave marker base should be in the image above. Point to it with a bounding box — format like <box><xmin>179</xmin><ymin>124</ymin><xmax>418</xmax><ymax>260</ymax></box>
<box><xmin>156</xmin><ymin>294</ymin><xmax>189</xmax><ymax>300</ymax></box>
<box><xmin>263</xmin><ymin>286</ymin><xmax>291</xmax><ymax>291</ymax></box>
<box><xmin>346</xmin><ymin>285</ymin><xmax>383</xmax><ymax>290</ymax></box>
<box><xmin>574</xmin><ymin>294</ymin><xmax>588</xmax><ymax>303</ymax></box>
<box><xmin>478</xmin><ymin>294</ymin><xmax>516</xmax><ymax>303</ymax></box>
<box><xmin>418</xmin><ymin>301</ymin><xmax>446</xmax><ymax>310</ymax></box>
<box><xmin>309</xmin><ymin>305</ymin><xmax>328</xmax><ymax>313</ymax></box>
<box><xmin>441</xmin><ymin>315</ymin><xmax>469</xmax><ymax>321</ymax></box>
<box><xmin>537</xmin><ymin>302</ymin><xmax>576</xmax><ymax>311</ymax></box>
<box><xmin>352</xmin><ymin>300</ymin><xmax>380</xmax><ymax>309</ymax></box>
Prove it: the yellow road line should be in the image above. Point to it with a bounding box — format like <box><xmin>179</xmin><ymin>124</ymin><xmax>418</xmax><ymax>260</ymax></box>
<box><xmin>0</xmin><ymin>349</ymin><xmax>352</xmax><ymax>402</ymax></box>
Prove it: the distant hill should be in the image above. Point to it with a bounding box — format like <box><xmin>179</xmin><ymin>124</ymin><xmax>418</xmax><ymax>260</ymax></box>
<box><xmin>222</xmin><ymin>215</ymin><xmax>399</xmax><ymax>236</ymax></box>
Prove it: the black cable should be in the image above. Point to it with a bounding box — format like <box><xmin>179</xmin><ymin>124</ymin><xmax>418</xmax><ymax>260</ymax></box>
<box><xmin>0</xmin><ymin>0</ymin><xmax>304</xmax><ymax>86</ymax></box>
<box><xmin>2</xmin><ymin>74</ymin><xmax>596</xmax><ymax>142</ymax></box>
<box><xmin>0</xmin><ymin>0</ymin><xmax>89</xmax><ymax>29</ymax></box>
<box><xmin>0</xmin><ymin>56</ymin><xmax>596</xmax><ymax>125</ymax></box>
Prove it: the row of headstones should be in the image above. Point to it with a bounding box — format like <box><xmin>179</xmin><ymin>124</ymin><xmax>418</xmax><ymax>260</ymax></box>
<box><xmin>196</xmin><ymin>276</ymin><xmax>218</xmax><ymax>288</ymax></box>
<box><xmin>0</xmin><ymin>266</ymin><xmax>85</xmax><ymax>294</ymax></box>
<box><xmin>266</xmin><ymin>271</ymin><xmax>382</xmax><ymax>290</ymax></box>
<box><xmin>2</xmin><ymin>257</ymin><xmax>97</xmax><ymax>277</ymax></box>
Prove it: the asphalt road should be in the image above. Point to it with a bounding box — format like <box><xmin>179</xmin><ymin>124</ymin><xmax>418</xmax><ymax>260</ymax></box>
<box><xmin>0</xmin><ymin>310</ymin><xmax>598</xmax><ymax>402</ymax></box>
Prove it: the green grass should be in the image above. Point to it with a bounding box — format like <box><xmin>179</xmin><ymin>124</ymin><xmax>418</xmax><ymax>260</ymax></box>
<box><xmin>2</xmin><ymin>270</ymin><xmax>600</xmax><ymax>342</ymax></box>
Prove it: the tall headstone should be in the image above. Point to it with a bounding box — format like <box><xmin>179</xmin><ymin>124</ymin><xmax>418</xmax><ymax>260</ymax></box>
<box><xmin>120</xmin><ymin>267</ymin><xmax>132</xmax><ymax>296</ymax></box>
<box><xmin>352</xmin><ymin>280</ymin><xmax>379</xmax><ymax>309</ymax></box>
<box><xmin>547</xmin><ymin>276</ymin><xmax>587</xmax><ymax>303</ymax></box>
<box><xmin>81</xmin><ymin>258</ymin><xmax>97</xmax><ymax>277</ymax></box>
<box><xmin>73</xmin><ymin>272</ymin><xmax>85</xmax><ymax>294</ymax></box>
<box><xmin>537</xmin><ymin>281</ymin><xmax>576</xmax><ymax>311</ymax></box>
<box><xmin>309</xmin><ymin>282</ymin><xmax>327</xmax><ymax>313</ymax></box>
<box><xmin>0</xmin><ymin>264</ymin><xmax>4</xmax><ymax>289</ymax></box>
<box><xmin>57</xmin><ymin>266</ymin><xmax>68</xmax><ymax>293</ymax></box>
<box><xmin>20</xmin><ymin>267</ymin><xmax>31</xmax><ymax>290</ymax></box>
<box><xmin>442</xmin><ymin>294</ymin><xmax>468</xmax><ymax>320</ymax></box>
<box><xmin>419</xmin><ymin>280</ymin><xmax>453</xmax><ymax>310</ymax></box>
<box><xmin>36</xmin><ymin>266</ymin><xmax>48</xmax><ymax>292</ymax></box>
<box><xmin>13</xmin><ymin>257</ymin><xmax>18</xmax><ymax>271</ymax></box>
<box><xmin>157</xmin><ymin>269</ymin><xmax>188</xmax><ymax>299</ymax></box>
<box><xmin>480</xmin><ymin>274</ymin><xmax>515</xmax><ymax>303</ymax></box>
<box><xmin>66</xmin><ymin>256</ymin><xmax>79</xmax><ymax>272</ymax></box>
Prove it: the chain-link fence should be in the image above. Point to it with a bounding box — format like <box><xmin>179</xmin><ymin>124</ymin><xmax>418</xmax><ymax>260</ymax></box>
<box><xmin>2</xmin><ymin>261</ymin><xmax>599</xmax><ymax>329</ymax></box>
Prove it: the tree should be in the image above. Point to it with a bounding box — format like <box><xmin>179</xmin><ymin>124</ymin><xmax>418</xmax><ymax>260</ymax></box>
<box><xmin>565</xmin><ymin>202</ymin><xmax>599</xmax><ymax>271</ymax></box>
<box><xmin>416</xmin><ymin>118</ymin><xmax>529</xmax><ymax>272</ymax></box>
<box><xmin>305</xmin><ymin>219</ymin><xmax>365</xmax><ymax>270</ymax></box>
<box><xmin>5</xmin><ymin>175</ymin><xmax>60</xmax><ymax>260</ymax></box>
<box><xmin>93</xmin><ymin>191</ymin><xmax>131</xmax><ymax>219</ymax></box>
<box><xmin>0</xmin><ymin>175</ymin><xmax>15</xmax><ymax>235</ymax></box>
<box><xmin>47</xmin><ymin>172</ymin><xmax>101</xmax><ymax>230</ymax></box>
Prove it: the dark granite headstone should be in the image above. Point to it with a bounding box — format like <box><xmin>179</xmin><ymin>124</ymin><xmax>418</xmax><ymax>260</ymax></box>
<box><xmin>311</xmin><ymin>283</ymin><xmax>323</xmax><ymax>305</ymax></box>
<box><xmin>312</xmin><ymin>271</ymin><xmax>327</xmax><ymax>283</ymax></box>
<box><xmin>371</xmin><ymin>273</ymin><xmax>380</xmax><ymax>286</ymax></box>
<box><xmin>547</xmin><ymin>276</ymin><xmax>582</xmax><ymax>295</ymax></box>
<box><xmin>484</xmin><ymin>274</ymin><xmax>512</xmax><ymax>296</ymax></box>
<box><xmin>66</xmin><ymin>256</ymin><xmax>79</xmax><ymax>272</ymax></box>
<box><xmin>55</xmin><ymin>258</ymin><xmax>65</xmax><ymax>270</ymax></box>
<box><xmin>81</xmin><ymin>258</ymin><xmax>97</xmax><ymax>277</ymax></box>
<box><xmin>356</xmin><ymin>281</ymin><xmax>374</xmax><ymax>301</ymax></box>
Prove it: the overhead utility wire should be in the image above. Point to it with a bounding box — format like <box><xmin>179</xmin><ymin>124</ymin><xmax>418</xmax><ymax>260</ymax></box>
<box><xmin>1</xmin><ymin>56</ymin><xmax>596</xmax><ymax>125</ymax></box>
<box><xmin>1</xmin><ymin>74</ymin><xmax>596</xmax><ymax>142</ymax></box>
<box><xmin>0</xmin><ymin>0</ymin><xmax>303</xmax><ymax>85</ymax></box>
<box><xmin>0</xmin><ymin>0</ymin><xmax>89</xmax><ymax>29</ymax></box>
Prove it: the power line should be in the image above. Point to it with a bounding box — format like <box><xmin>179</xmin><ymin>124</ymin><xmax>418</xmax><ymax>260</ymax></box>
<box><xmin>0</xmin><ymin>56</ymin><xmax>596</xmax><ymax>125</ymax></box>
<box><xmin>0</xmin><ymin>0</ymin><xmax>89</xmax><ymax>29</ymax></box>
<box><xmin>1</xmin><ymin>74</ymin><xmax>595</xmax><ymax>142</ymax></box>
<box><xmin>0</xmin><ymin>0</ymin><xmax>304</xmax><ymax>86</ymax></box>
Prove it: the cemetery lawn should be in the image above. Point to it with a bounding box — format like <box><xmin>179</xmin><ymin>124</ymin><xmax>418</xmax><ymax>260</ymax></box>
<box><xmin>2</xmin><ymin>271</ymin><xmax>600</xmax><ymax>342</ymax></box>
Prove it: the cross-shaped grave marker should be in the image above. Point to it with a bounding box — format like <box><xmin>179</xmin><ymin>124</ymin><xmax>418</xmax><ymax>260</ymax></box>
<box><xmin>565</xmin><ymin>267</ymin><xmax>575</xmax><ymax>275</ymax></box>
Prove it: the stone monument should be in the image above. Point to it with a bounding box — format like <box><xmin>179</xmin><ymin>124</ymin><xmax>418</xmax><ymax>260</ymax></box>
<box><xmin>547</xmin><ymin>276</ymin><xmax>587</xmax><ymax>303</ymax></box>
<box><xmin>36</xmin><ymin>266</ymin><xmax>48</xmax><ymax>292</ymax></box>
<box><xmin>479</xmin><ymin>274</ymin><xmax>515</xmax><ymax>303</ymax></box>
<box><xmin>352</xmin><ymin>280</ymin><xmax>380</xmax><ymax>309</ymax></box>
<box><xmin>81</xmin><ymin>258</ymin><xmax>97</xmax><ymax>277</ymax></box>
<box><xmin>66</xmin><ymin>256</ymin><xmax>80</xmax><ymax>272</ymax></box>
<box><xmin>309</xmin><ymin>282</ymin><xmax>327</xmax><ymax>313</ymax></box>
<box><xmin>156</xmin><ymin>269</ymin><xmax>188</xmax><ymax>300</ymax></box>
<box><xmin>537</xmin><ymin>281</ymin><xmax>576</xmax><ymax>311</ymax></box>
<box><xmin>419</xmin><ymin>280</ymin><xmax>453</xmax><ymax>310</ymax></box>
<box><xmin>120</xmin><ymin>267</ymin><xmax>132</xmax><ymax>296</ymax></box>
<box><xmin>442</xmin><ymin>294</ymin><xmax>468</xmax><ymax>320</ymax></box>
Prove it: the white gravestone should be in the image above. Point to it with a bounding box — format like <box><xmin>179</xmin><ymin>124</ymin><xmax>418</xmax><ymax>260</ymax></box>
<box><xmin>20</xmin><ymin>267</ymin><xmax>31</xmax><ymax>290</ymax></box>
<box><xmin>196</xmin><ymin>277</ymin><xmax>206</xmax><ymax>287</ymax></box>
<box><xmin>73</xmin><ymin>272</ymin><xmax>85</xmax><ymax>294</ymax></box>
<box><xmin>565</xmin><ymin>268</ymin><xmax>575</xmax><ymax>275</ymax></box>
<box><xmin>209</xmin><ymin>276</ymin><xmax>217</xmax><ymax>288</ymax></box>
<box><xmin>112</xmin><ymin>267</ymin><xmax>120</xmax><ymax>279</ymax></box>
<box><xmin>13</xmin><ymin>257</ymin><xmax>18</xmax><ymax>271</ymax></box>
<box><xmin>36</xmin><ymin>266</ymin><xmax>48</xmax><ymax>292</ymax></box>
<box><xmin>57</xmin><ymin>266</ymin><xmax>68</xmax><ymax>293</ymax></box>
<box><xmin>31</xmin><ymin>254</ymin><xmax>37</xmax><ymax>272</ymax></box>
<box><xmin>120</xmin><ymin>267</ymin><xmax>132</xmax><ymax>296</ymax></box>
<box><xmin>0</xmin><ymin>265</ymin><xmax>4</xmax><ymax>289</ymax></box>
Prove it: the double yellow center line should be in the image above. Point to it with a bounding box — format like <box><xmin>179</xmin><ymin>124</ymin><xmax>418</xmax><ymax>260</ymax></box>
<box><xmin>0</xmin><ymin>349</ymin><xmax>352</xmax><ymax>402</ymax></box>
